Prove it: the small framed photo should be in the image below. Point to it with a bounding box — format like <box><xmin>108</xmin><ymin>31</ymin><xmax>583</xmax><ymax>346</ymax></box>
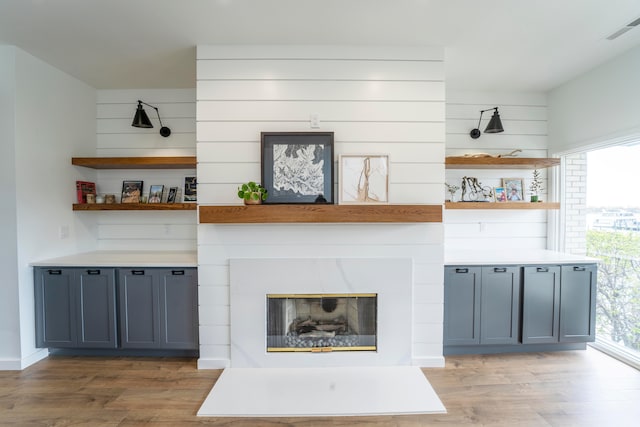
<box><xmin>502</xmin><ymin>178</ymin><xmax>524</xmax><ymax>202</ymax></box>
<box><xmin>148</xmin><ymin>185</ymin><xmax>164</xmax><ymax>203</ymax></box>
<box><xmin>261</xmin><ymin>132</ymin><xmax>334</xmax><ymax>204</ymax></box>
<box><xmin>167</xmin><ymin>187</ymin><xmax>178</xmax><ymax>203</ymax></box>
<box><xmin>339</xmin><ymin>154</ymin><xmax>389</xmax><ymax>204</ymax></box>
<box><xmin>494</xmin><ymin>187</ymin><xmax>507</xmax><ymax>202</ymax></box>
<box><xmin>184</xmin><ymin>176</ymin><xmax>197</xmax><ymax>202</ymax></box>
<box><xmin>121</xmin><ymin>180</ymin><xmax>143</xmax><ymax>203</ymax></box>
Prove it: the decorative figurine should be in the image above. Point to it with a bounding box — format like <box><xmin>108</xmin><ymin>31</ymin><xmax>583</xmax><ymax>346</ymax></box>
<box><xmin>461</xmin><ymin>176</ymin><xmax>493</xmax><ymax>202</ymax></box>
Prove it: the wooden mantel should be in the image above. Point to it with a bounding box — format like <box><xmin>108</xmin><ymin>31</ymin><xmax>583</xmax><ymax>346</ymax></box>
<box><xmin>199</xmin><ymin>204</ymin><xmax>442</xmax><ymax>224</ymax></box>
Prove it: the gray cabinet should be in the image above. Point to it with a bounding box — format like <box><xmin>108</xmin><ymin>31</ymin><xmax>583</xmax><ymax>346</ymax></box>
<box><xmin>445</xmin><ymin>262</ymin><xmax>597</xmax><ymax>354</ymax></box>
<box><xmin>522</xmin><ymin>266</ymin><xmax>561</xmax><ymax>344</ymax></box>
<box><xmin>444</xmin><ymin>266</ymin><xmax>520</xmax><ymax>346</ymax></box>
<box><xmin>119</xmin><ymin>268</ymin><xmax>198</xmax><ymax>350</ymax></box>
<box><xmin>34</xmin><ymin>267</ymin><xmax>117</xmax><ymax>348</ymax></box>
<box><xmin>480</xmin><ymin>267</ymin><xmax>521</xmax><ymax>345</ymax></box>
<box><xmin>522</xmin><ymin>264</ymin><xmax>596</xmax><ymax>344</ymax></box>
<box><xmin>444</xmin><ymin>267</ymin><xmax>481</xmax><ymax>345</ymax></box>
<box><xmin>560</xmin><ymin>265</ymin><xmax>597</xmax><ymax>342</ymax></box>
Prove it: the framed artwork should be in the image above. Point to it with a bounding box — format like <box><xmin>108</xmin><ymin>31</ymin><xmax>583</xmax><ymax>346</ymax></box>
<box><xmin>502</xmin><ymin>178</ymin><xmax>524</xmax><ymax>202</ymax></box>
<box><xmin>121</xmin><ymin>180</ymin><xmax>143</xmax><ymax>203</ymax></box>
<box><xmin>261</xmin><ymin>132</ymin><xmax>334</xmax><ymax>204</ymax></box>
<box><xmin>184</xmin><ymin>176</ymin><xmax>197</xmax><ymax>202</ymax></box>
<box><xmin>148</xmin><ymin>185</ymin><xmax>164</xmax><ymax>203</ymax></box>
<box><xmin>339</xmin><ymin>154</ymin><xmax>389</xmax><ymax>204</ymax></box>
<box><xmin>167</xmin><ymin>187</ymin><xmax>178</xmax><ymax>203</ymax></box>
<box><xmin>494</xmin><ymin>187</ymin><xmax>507</xmax><ymax>202</ymax></box>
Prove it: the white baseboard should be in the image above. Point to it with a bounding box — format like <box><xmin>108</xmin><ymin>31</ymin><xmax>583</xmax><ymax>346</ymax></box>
<box><xmin>0</xmin><ymin>348</ymin><xmax>48</xmax><ymax>371</ymax></box>
<box><xmin>412</xmin><ymin>356</ymin><xmax>445</xmax><ymax>368</ymax></box>
<box><xmin>198</xmin><ymin>358</ymin><xmax>230</xmax><ymax>370</ymax></box>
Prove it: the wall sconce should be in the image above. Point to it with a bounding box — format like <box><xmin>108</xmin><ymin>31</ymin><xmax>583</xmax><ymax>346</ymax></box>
<box><xmin>131</xmin><ymin>100</ymin><xmax>171</xmax><ymax>137</ymax></box>
<box><xmin>469</xmin><ymin>107</ymin><xmax>504</xmax><ymax>139</ymax></box>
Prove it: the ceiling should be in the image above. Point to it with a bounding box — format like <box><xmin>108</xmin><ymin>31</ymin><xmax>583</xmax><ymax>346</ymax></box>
<box><xmin>1</xmin><ymin>0</ymin><xmax>640</xmax><ymax>91</ymax></box>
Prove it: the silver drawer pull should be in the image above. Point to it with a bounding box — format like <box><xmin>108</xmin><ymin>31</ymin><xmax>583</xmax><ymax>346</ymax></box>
<box><xmin>494</xmin><ymin>268</ymin><xmax>507</xmax><ymax>273</ymax></box>
<box><xmin>455</xmin><ymin>268</ymin><xmax>469</xmax><ymax>274</ymax></box>
<box><xmin>536</xmin><ymin>267</ymin><xmax>549</xmax><ymax>272</ymax></box>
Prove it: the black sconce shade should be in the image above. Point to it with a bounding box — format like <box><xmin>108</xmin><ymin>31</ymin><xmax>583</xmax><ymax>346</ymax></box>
<box><xmin>132</xmin><ymin>100</ymin><xmax>171</xmax><ymax>137</ymax></box>
<box><xmin>470</xmin><ymin>107</ymin><xmax>504</xmax><ymax>139</ymax></box>
<box><xmin>132</xmin><ymin>103</ymin><xmax>153</xmax><ymax>128</ymax></box>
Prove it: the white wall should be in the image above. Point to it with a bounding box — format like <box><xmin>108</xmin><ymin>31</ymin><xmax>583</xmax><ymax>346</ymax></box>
<box><xmin>445</xmin><ymin>91</ymin><xmax>551</xmax><ymax>251</ymax></box>
<box><xmin>94</xmin><ymin>89</ymin><xmax>197</xmax><ymax>251</ymax></box>
<box><xmin>196</xmin><ymin>45</ymin><xmax>446</xmax><ymax>368</ymax></box>
<box><xmin>548</xmin><ymin>45</ymin><xmax>640</xmax><ymax>154</ymax></box>
<box><xmin>0</xmin><ymin>48</ymin><xmax>98</xmax><ymax>369</ymax></box>
<box><xmin>0</xmin><ymin>47</ymin><xmax>21</xmax><ymax>367</ymax></box>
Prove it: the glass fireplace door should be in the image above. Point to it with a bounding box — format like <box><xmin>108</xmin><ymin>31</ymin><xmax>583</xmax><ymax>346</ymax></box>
<box><xmin>266</xmin><ymin>293</ymin><xmax>377</xmax><ymax>352</ymax></box>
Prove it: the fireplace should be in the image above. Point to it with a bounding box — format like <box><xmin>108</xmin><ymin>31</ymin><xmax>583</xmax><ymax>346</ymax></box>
<box><xmin>266</xmin><ymin>293</ymin><xmax>377</xmax><ymax>352</ymax></box>
<box><xmin>229</xmin><ymin>258</ymin><xmax>412</xmax><ymax>368</ymax></box>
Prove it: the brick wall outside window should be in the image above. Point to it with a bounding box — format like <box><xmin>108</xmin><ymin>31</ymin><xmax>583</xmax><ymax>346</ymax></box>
<box><xmin>563</xmin><ymin>153</ymin><xmax>588</xmax><ymax>255</ymax></box>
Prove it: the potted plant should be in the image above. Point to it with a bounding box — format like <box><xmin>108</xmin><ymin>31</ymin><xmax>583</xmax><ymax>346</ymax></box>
<box><xmin>444</xmin><ymin>183</ymin><xmax>460</xmax><ymax>202</ymax></box>
<box><xmin>237</xmin><ymin>181</ymin><xmax>268</xmax><ymax>205</ymax></box>
<box><xmin>529</xmin><ymin>169</ymin><xmax>544</xmax><ymax>202</ymax></box>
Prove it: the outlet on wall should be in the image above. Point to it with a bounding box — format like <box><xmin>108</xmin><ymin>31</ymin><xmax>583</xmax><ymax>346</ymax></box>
<box><xmin>59</xmin><ymin>225</ymin><xmax>69</xmax><ymax>239</ymax></box>
<box><xmin>310</xmin><ymin>113</ymin><xmax>320</xmax><ymax>128</ymax></box>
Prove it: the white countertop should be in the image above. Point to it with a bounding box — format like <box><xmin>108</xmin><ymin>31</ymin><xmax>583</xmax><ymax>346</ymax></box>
<box><xmin>445</xmin><ymin>249</ymin><xmax>598</xmax><ymax>266</ymax></box>
<box><xmin>31</xmin><ymin>251</ymin><xmax>197</xmax><ymax>267</ymax></box>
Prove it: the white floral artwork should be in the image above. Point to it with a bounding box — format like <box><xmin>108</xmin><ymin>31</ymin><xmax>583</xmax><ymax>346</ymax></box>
<box><xmin>273</xmin><ymin>143</ymin><xmax>325</xmax><ymax>196</ymax></box>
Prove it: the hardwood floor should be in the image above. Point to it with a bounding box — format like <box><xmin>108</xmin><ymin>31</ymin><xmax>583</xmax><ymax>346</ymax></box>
<box><xmin>1</xmin><ymin>348</ymin><xmax>639</xmax><ymax>426</ymax></box>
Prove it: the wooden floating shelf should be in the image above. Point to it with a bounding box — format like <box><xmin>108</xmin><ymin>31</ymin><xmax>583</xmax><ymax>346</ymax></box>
<box><xmin>73</xmin><ymin>203</ymin><xmax>197</xmax><ymax>211</ymax></box>
<box><xmin>72</xmin><ymin>156</ymin><xmax>196</xmax><ymax>169</ymax></box>
<box><xmin>445</xmin><ymin>202</ymin><xmax>560</xmax><ymax>210</ymax></box>
<box><xmin>199</xmin><ymin>204</ymin><xmax>442</xmax><ymax>224</ymax></box>
<box><xmin>445</xmin><ymin>157</ymin><xmax>560</xmax><ymax>169</ymax></box>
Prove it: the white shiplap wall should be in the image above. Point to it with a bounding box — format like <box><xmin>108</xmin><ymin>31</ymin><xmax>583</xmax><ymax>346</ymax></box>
<box><xmin>445</xmin><ymin>91</ymin><xmax>550</xmax><ymax>251</ymax></box>
<box><xmin>93</xmin><ymin>89</ymin><xmax>197</xmax><ymax>251</ymax></box>
<box><xmin>196</xmin><ymin>45</ymin><xmax>446</xmax><ymax>368</ymax></box>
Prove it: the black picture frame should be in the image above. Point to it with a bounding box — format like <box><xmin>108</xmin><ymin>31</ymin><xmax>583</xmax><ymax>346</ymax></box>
<box><xmin>261</xmin><ymin>132</ymin><xmax>334</xmax><ymax>204</ymax></box>
<box><xmin>167</xmin><ymin>187</ymin><xmax>178</xmax><ymax>203</ymax></box>
<box><xmin>121</xmin><ymin>180</ymin><xmax>143</xmax><ymax>203</ymax></box>
<box><xmin>184</xmin><ymin>176</ymin><xmax>197</xmax><ymax>202</ymax></box>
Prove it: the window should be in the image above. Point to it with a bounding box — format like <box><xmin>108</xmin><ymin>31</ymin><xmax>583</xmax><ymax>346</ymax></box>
<box><xmin>563</xmin><ymin>144</ymin><xmax>640</xmax><ymax>369</ymax></box>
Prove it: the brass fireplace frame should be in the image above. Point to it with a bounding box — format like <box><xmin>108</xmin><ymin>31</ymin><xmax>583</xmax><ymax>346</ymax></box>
<box><xmin>266</xmin><ymin>293</ymin><xmax>378</xmax><ymax>353</ymax></box>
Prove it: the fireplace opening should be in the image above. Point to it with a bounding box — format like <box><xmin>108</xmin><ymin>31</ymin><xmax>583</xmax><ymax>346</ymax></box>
<box><xmin>266</xmin><ymin>293</ymin><xmax>377</xmax><ymax>352</ymax></box>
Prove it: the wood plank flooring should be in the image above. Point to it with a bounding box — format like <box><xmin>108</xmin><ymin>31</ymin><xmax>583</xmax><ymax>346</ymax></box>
<box><xmin>1</xmin><ymin>348</ymin><xmax>639</xmax><ymax>426</ymax></box>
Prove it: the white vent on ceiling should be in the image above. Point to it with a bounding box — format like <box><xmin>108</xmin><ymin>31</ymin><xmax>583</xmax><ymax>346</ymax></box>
<box><xmin>607</xmin><ymin>17</ymin><xmax>640</xmax><ymax>40</ymax></box>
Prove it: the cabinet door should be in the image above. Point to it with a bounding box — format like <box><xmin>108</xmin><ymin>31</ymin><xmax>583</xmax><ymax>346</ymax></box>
<box><xmin>480</xmin><ymin>266</ymin><xmax>521</xmax><ymax>345</ymax></box>
<box><xmin>77</xmin><ymin>269</ymin><xmax>117</xmax><ymax>348</ymax></box>
<box><xmin>444</xmin><ymin>267</ymin><xmax>481</xmax><ymax>345</ymax></box>
<box><xmin>522</xmin><ymin>266</ymin><xmax>561</xmax><ymax>344</ymax></box>
<box><xmin>119</xmin><ymin>269</ymin><xmax>160</xmax><ymax>348</ymax></box>
<box><xmin>560</xmin><ymin>265</ymin><xmax>597</xmax><ymax>342</ymax></box>
<box><xmin>158</xmin><ymin>268</ymin><xmax>199</xmax><ymax>350</ymax></box>
<box><xmin>34</xmin><ymin>268</ymin><xmax>77</xmax><ymax>347</ymax></box>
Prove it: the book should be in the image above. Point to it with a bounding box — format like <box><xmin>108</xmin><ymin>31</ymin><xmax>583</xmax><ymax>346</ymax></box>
<box><xmin>76</xmin><ymin>181</ymin><xmax>96</xmax><ymax>204</ymax></box>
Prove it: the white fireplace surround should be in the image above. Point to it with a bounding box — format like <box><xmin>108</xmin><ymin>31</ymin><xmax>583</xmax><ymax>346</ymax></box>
<box><xmin>230</xmin><ymin>258</ymin><xmax>412</xmax><ymax>368</ymax></box>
